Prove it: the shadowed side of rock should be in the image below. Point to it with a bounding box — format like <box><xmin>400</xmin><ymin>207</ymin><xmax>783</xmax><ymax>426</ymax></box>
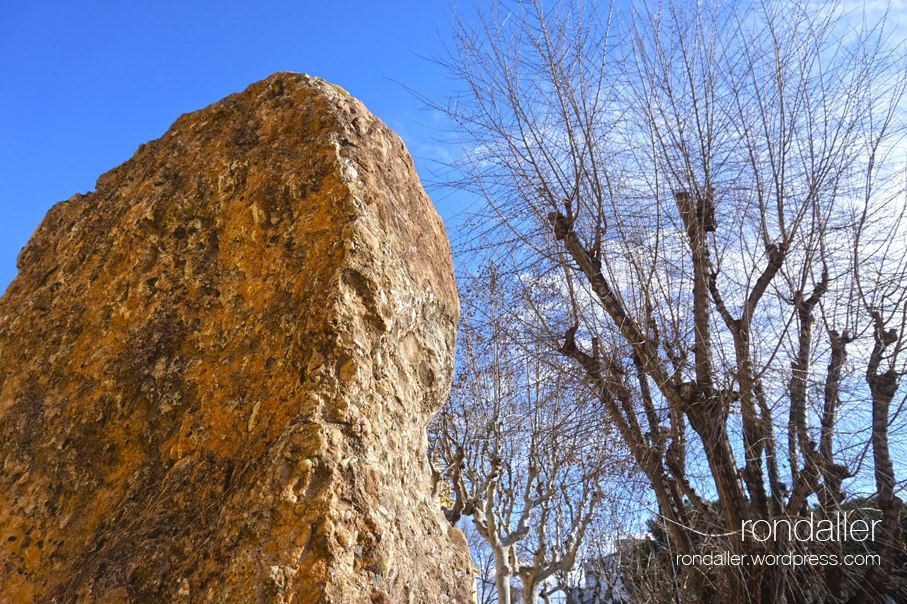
<box><xmin>0</xmin><ymin>73</ymin><xmax>473</xmax><ymax>604</ymax></box>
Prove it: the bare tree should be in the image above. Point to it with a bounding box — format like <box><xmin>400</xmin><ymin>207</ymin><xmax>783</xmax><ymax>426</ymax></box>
<box><xmin>430</xmin><ymin>264</ymin><xmax>617</xmax><ymax>604</ymax></box>
<box><xmin>429</xmin><ymin>0</ymin><xmax>907</xmax><ymax>601</ymax></box>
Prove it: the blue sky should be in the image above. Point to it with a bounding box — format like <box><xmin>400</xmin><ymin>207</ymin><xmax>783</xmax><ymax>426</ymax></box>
<box><xmin>0</xmin><ymin>0</ymin><xmax>465</xmax><ymax>293</ymax></box>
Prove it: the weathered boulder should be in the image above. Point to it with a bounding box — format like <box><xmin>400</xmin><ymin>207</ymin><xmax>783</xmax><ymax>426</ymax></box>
<box><xmin>0</xmin><ymin>73</ymin><xmax>472</xmax><ymax>603</ymax></box>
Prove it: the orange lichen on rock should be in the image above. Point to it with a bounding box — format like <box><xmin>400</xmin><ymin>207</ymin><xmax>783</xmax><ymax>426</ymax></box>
<box><xmin>0</xmin><ymin>73</ymin><xmax>473</xmax><ymax>603</ymax></box>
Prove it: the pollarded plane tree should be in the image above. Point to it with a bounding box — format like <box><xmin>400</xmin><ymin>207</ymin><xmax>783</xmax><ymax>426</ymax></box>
<box><xmin>431</xmin><ymin>0</ymin><xmax>907</xmax><ymax>602</ymax></box>
<box><xmin>429</xmin><ymin>264</ymin><xmax>622</xmax><ymax>604</ymax></box>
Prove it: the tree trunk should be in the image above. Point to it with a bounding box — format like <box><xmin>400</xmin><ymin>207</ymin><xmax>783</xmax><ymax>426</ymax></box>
<box><xmin>522</xmin><ymin>575</ymin><xmax>540</xmax><ymax>604</ymax></box>
<box><xmin>494</xmin><ymin>549</ymin><xmax>513</xmax><ymax>604</ymax></box>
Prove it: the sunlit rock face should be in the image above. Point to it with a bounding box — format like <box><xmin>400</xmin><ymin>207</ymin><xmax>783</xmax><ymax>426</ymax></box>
<box><xmin>0</xmin><ymin>72</ymin><xmax>472</xmax><ymax>604</ymax></box>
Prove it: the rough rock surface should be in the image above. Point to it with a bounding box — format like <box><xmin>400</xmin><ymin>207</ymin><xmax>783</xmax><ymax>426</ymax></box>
<box><xmin>0</xmin><ymin>73</ymin><xmax>472</xmax><ymax>603</ymax></box>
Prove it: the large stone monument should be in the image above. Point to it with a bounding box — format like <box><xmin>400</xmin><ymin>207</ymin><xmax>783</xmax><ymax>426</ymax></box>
<box><xmin>0</xmin><ymin>73</ymin><xmax>473</xmax><ymax>603</ymax></box>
